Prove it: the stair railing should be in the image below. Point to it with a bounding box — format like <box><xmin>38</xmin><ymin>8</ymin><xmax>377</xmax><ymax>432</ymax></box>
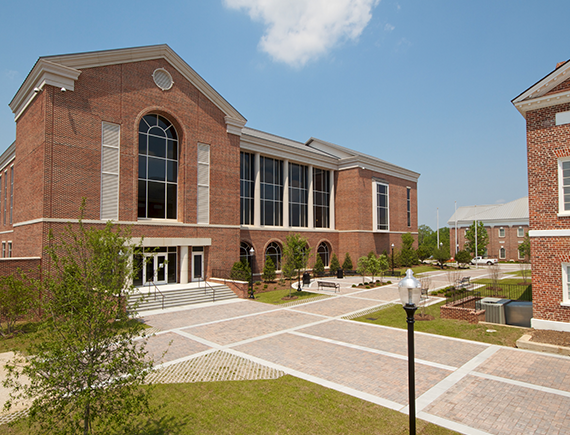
<box><xmin>197</xmin><ymin>277</ymin><xmax>217</xmax><ymax>302</ymax></box>
<box><xmin>147</xmin><ymin>280</ymin><xmax>165</xmax><ymax>310</ymax></box>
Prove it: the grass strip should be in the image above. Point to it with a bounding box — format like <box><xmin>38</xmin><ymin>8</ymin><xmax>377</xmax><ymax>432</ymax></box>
<box><xmin>0</xmin><ymin>376</ymin><xmax>457</xmax><ymax>434</ymax></box>
<box><xmin>253</xmin><ymin>288</ymin><xmax>325</xmax><ymax>305</ymax></box>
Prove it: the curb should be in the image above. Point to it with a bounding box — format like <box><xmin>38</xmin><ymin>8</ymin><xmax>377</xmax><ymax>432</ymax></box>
<box><xmin>516</xmin><ymin>334</ymin><xmax>570</xmax><ymax>356</ymax></box>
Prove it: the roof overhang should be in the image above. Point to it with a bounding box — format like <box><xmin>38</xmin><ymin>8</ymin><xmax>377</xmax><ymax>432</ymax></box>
<box><xmin>9</xmin><ymin>44</ymin><xmax>247</xmax><ymax>129</ymax></box>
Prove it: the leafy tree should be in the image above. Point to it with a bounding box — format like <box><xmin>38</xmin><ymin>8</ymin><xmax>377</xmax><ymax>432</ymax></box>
<box><xmin>262</xmin><ymin>256</ymin><xmax>276</xmax><ymax>283</ymax></box>
<box><xmin>0</xmin><ymin>274</ymin><xmax>36</xmax><ymax>336</ymax></box>
<box><xmin>312</xmin><ymin>254</ymin><xmax>325</xmax><ymax>277</ymax></box>
<box><xmin>378</xmin><ymin>254</ymin><xmax>390</xmax><ymax>282</ymax></box>
<box><xmin>518</xmin><ymin>232</ymin><xmax>531</xmax><ymax>261</ymax></box>
<box><xmin>230</xmin><ymin>260</ymin><xmax>251</xmax><ymax>282</ymax></box>
<box><xmin>282</xmin><ymin>234</ymin><xmax>311</xmax><ymax>294</ymax></box>
<box><xmin>417</xmin><ymin>244</ymin><xmax>432</xmax><ymax>262</ymax></box>
<box><xmin>329</xmin><ymin>253</ymin><xmax>341</xmax><ymax>275</ymax></box>
<box><xmin>342</xmin><ymin>252</ymin><xmax>353</xmax><ymax>271</ymax></box>
<box><xmin>417</xmin><ymin>224</ymin><xmax>433</xmax><ymax>246</ymax></box>
<box><xmin>455</xmin><ymin>250</ymin><xmax>472</xmax><ymax>268</ymax></box>
<box><xmin>356</xmin><ymin>256</ymin><xmax>370</xmax><ymax>283</ymax></box>
<box><xmin>282</xmin><ymin>256</ymin><xmax>296</xmax><ymax>296</ymax></box>
<box><xmin>398</xmin><ymin>233</ymin><xmax>418</xmax><ymax>267</ymax></box>
<box><xmin>3</xmin><ymin>212</ymin><xmax>155</xmax><ymax>435</ymax></box>
<box><xmin>464</xmin><ymin>221</ymin><xmax>489</xmax><ymax>256</ymax></box>
<box><xmin>433</xmin><ymin>245</ymin><xmax>450</xmax><ymax>269</ymax></box>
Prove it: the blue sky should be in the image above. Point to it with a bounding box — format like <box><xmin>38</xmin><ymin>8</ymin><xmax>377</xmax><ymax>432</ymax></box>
<box><xmin>0</xmin><ymin>1</ymin><xmax>567</xmax><ymax>230</ymax></box>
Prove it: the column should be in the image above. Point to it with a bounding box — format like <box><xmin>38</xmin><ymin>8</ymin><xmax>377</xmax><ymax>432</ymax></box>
<box><xmin>283</xmin><ymin>159</ymin><xmax>289</xmax><ymax>227</ymax></box>
<box><xmin>254</xmin><ymin>153</ymin><xmax>261</xmax><ymax>227</ymax></box>
<box><xmin>180</xmin><ymin>246</ymin><xmax>189</xmax><ymax>284</ymax></box>
<box><xmin>329</xmin><ymin>170</ymin><xmax>335</xmax><ymax>230</ymax></box>
<box><xmin>308</xmin><ymin>165</ymin><xmax>314</xmax><ymax>229</ymax></box>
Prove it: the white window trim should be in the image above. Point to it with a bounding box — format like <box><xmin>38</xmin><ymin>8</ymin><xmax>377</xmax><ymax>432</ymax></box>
<box><xmin>557</xmin><ymin>157</ymin><xmax>570</xmax><ymax>216</ymax></box>
<box><xmin>499</xmin><ymin>247</ymin><xmax>506</xmax><ymax>259</ymax></box>
<box><xmin>498</xmin><ymin>227</ymin><xmax>505</xmax><ymax>238</ymax></box>
<box><xmin>517</xmin><ymin>227</ymin><xmax>524</xmax><ymax>237</ymax></box>
<box><xmin>372</xmin><ymin>180</ymin><xmax>389</xmax><ymax>232</ymax></box>
<box><xmin>561</xmin><ymin>263</ymin><xmax>570</xmax><ymax>305</ymax></box>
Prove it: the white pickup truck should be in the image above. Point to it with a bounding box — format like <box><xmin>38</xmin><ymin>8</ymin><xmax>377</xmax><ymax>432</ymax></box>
<box><xmin>470</xmin><ymin>256</ymin><xmax>498</xmax><ymax>266</ymax></box>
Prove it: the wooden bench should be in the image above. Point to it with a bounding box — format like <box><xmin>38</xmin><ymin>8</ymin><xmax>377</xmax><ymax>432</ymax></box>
<box><xmin>317</xmin><ymin>281</ymin><xmax>340</xmax><ymax>293</ymax></box>
<box><xmin>455</xmin><ymin>277</ymin><xmax>471</xmax><ymax>289</ymax></box>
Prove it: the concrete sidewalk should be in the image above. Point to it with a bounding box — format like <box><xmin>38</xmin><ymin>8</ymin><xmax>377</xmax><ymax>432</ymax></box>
<box><xmin>143</xmin><ymin>265</ymin><xmax>569</xmax><ymax>435</ymax></box>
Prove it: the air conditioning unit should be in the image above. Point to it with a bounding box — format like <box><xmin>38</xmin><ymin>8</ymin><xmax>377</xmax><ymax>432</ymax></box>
<box><xmin>481</xmin><ymin>298</ymin><xmax>511</xmax><ymax>324</ymax></box>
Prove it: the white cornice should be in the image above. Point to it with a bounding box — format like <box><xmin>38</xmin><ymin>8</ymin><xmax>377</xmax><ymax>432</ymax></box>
<box><xmin>513</xmin><ymin>91</ymin><xmax>570</xmax><ymax>118</ymax></box>
<box><xmin>529</xmin><ymin>229</ymin><xmax>570</xmax><ymax>237</ymax></box>
<box><xmin>13</xmin><ymin>217</ymin><xmax>240</xmax><ymax>229</ymax></box>
<box><xmin>338</xmin><ymin>156</ymin><xmax>420</xmax><ymax>183</ymax></box>
<box><xmin>10</xmin><ymin>60</ymin><xmax>81</xmax><ymax>121</ymax></box>
<box><xmin>10</xmin><ymin>45</ymin><xmax>247</xmax><ymax>126</ymax></box>
<box><xmin>225</xmin><ymin>116</ymin><xmax>246</xmax><ymax>136</ymax></box>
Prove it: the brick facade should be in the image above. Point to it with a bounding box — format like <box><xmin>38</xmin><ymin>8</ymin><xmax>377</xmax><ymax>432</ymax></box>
<box><xmin>449</xmin><ymin>224</ymin><xmax>529</xmax><ymax>261</ymax></box>
<box><xmin>513</xmin><ymin>61</ymin><xmax>570</xmax><ymax>330</ymax></box>
<box><xmin>1</xmin><ymin>45</ymin><xmax>419</xmax><ymax>288</ymax></box>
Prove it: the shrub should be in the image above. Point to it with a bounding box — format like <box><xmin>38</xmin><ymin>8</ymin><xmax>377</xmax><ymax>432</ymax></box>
<box><xmin>230</xmin><ymin>261</ymin><xmax>251</xmax><ymax>282</ymax></box>
<box><xmin>342</xmin><ymin>253</ymin><xmax>353</xmax><ymax>271</ymax></box>
<box><xmin>0</xmin><ymin>275</ymin><xmax>36</xmax><ymax>336</ymax></box>
<box><xmin>329</xmin><ymin>253</ymin><xmax>341</xmax><ymax>274</ymax></box>
<box><xmin>313</xmin><ymin>255</ymin><xmax>325</xmax><ymax>277</ymax></box>
<box><xmin>262</xmin><ymin>256</ymin><xmax>276</xmax><ymax>282</ymax></box>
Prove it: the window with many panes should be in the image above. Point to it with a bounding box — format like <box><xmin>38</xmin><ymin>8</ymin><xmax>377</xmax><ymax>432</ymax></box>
<box><xmin>406</xmin><ymin>187</ymin><xmax>411</xmax><ymax>227</ymax></box>
<box><xmin>499</xmin><ymin>247</ymin><xmax>506</xmax><ymax>259</ymax></box>
<box><xmin>518</xmin><ymin>227</ymin><xmax>524</xmax><ymax>237</ymax></box>
<box><xmin>313</xmin><ymin>168</ymin><xmax>330</xmax><ymax>228</ymax></box>
<box><xmin>374</xmin><ymin>181</ymin><xmax>389</xmax><ymax>231</ymax></box>
<box><xmin>260</xmin><ymin>157</ymin><xmax>283</xmax><ymax>226</ymax></box>
<box><xmin>317</xmin><ymin>242</ymin><xmax>330</xmax><ymax>267</ymax></box>
<box><xmin>498</xmin><ymin>228</ymin><xmax>505</xmax><ymax>237</ymax></box>
<box><xmin>265</xmin><ymin>242</ymin><xmax>282</xmax><ymax>270</ymax></box>
<box><xmin>558</xmin><ymin>158</ymin><xmax>570</xmax><ymax>214</ymax></box>
<box><xmin>289</xmin><ymin>163</ymin><xmax>308</xmax><ymax>227</ymax></box>
<box><xmin>138</xmin><ymin>114</ymin><xmax>178</xmax><ymax>219</ymax></box>
<box><xmin>240</xmin><ymin>152</ymin><xmax>255</xmax><ymax>225</ymax></box>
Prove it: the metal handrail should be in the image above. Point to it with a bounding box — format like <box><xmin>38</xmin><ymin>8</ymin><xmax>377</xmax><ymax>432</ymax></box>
<box><xmin>146</xmin><ymin>280</ymin><xmax>165</xmax><ymax>310</ymax></box>
<box><xmin>197</xmin><ymin>277</ymin><xmax>216</xmax><ymax>302</ymax></box>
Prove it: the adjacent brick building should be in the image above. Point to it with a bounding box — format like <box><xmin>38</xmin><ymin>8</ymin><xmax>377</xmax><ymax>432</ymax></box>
<box><xmin>1</xmin><ymin>45</ymin><xmax>419</xmax><ymax>289</ymax></box>
<box><xmin>447</xmin><ymin>197</ymin><xmax>529</xmax><ymax>262</ymax></box>
<box><xmin>513</xmin><ymin>60</ymin><xmax>570</xmax><ymax>331</ymax></box>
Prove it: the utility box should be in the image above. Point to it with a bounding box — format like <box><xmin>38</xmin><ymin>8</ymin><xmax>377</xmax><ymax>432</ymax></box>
<box><xmin>504</xmin><ymin>301</ymin><xmax>533</xmax><ymax>327</ymax></box>
<box><xmin>481</xmin><ymin>298</ymin><xmax>511</xmax><ymax>324</ymax></box>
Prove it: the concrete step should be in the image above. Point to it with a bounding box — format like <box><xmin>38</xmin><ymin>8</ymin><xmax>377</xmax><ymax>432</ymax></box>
<box><xmin>128</xmin><ymin>284</ymin><xmax>238</xmax><ymax>312</ymax></box>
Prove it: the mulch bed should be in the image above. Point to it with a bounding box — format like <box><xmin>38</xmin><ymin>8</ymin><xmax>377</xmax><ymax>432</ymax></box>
<box><xmin>529</xmin><ymin>329</ymin><xmax>570</xmax><ymax>347</ymax></box>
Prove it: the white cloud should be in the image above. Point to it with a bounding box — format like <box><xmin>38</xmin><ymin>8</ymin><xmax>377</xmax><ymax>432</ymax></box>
<box><xmin>224</xmin><ymin>0</ymin><xmax>380</xmax><ymax>67</ymax></box>
<box><xmin>4</xmin><ymin>70</ymin><xmax>18</xmax><ymax>80</ymax></box>
<box><xmin>384</xmin><ymin>23</ymin><xmax>395</xmax><ymax>32</ymax></box>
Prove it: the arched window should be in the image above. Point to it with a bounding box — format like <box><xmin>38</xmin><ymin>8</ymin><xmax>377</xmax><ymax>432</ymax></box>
<box><xmin>138</xmin><ymin>114</ymin><xmax>178</xmax><ymax>219</ymax></box>
<box><xmin>240</xmin><ymin>241</ymin><xmax>253</xmax><ymax>268</ymax></box>
<box><xmin>265</xmin><ymin>242</ymin><xmax>282</xmax><ymax>270</ymax></box>
<box><xmin>317</xmin><ymin>242</ymin><xmax>330</xmax><ymax>267</ymax></box>
<box><xmin>499</xmin><ymin>247</ymin><xmax>506</xmax><ymax>259</ymax></box>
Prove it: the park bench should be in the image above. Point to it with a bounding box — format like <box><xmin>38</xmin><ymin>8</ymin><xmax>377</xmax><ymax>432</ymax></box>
<box><xmin>455</xmin><ymin>277</ymin><xmax>471</xmax><ymax>289</ymax></box>
<box><xmin>317</xmin><ymin>281</ymin><xmax>340</xmax><ymax>293</ymax></box>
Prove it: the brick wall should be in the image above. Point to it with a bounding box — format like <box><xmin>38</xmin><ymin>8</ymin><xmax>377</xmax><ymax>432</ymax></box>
<box><xmin>449</xmin><ymin>225</ymin><xmax>528</xmax><ymax>261</ymax></box>
<box><xmin>440</xmin><ymin>297</ymin><xmax>485</xmax><ymax>324</ymax></box>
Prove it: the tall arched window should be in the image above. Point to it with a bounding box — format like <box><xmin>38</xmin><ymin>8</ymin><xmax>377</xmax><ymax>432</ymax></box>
<box><xmin>138</xmin><ymin>114</ymin><xmax>178</xmax><ymax>219</ymax></box>
<box><xmin>265</xmin><ymin>242</ymin><xmax>282</xmax><ymax>270</ymax></box>
<box><xmin>240</xmin><ymin>241</ymin><xmax>253</xmax><ymax>268</ymax></box>
<box><xmin>317</xmin><ymin>242</ymin><xmax>330</xmax><ymax>267</ymax></box>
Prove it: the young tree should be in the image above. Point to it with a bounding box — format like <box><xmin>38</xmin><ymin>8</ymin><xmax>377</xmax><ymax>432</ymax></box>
<box><xmin>313</xmin><ymin>254</ymin><xmax>325</xmax><ymax>277</ymax></box>
<box><xmin>282</xmin><ymin>256</ymin><xmax>296</xmax><ymax>297</ymax></box>
<box><xmin>464</xmin><ymin>221</ymin><xmax>489</xmax><ymax>256</ymax></box>
<box><xmin>518</xmin><ymin>232</ymin><xmax>531</xmax><ymax>261</ymax></box>
<box><xmin>4</xmin><ymin>212</ymin><xmax>155</xmax><ymax>435</ymax></box>
<box><xmin>329</xmin><ymin>253</ymin><xmax>341</xmax><ymax>275</ymax></box>
<box><xmin>356</xmin><ymin>256</ymin><xmax>370</xmax><ymax>283</ymax></box>
<box><xmin>398</xmin><ymin>233</ymin><xmax>418</xmax><ymax>267</ymax></box>
<box><xmin>262</xmin><ymin>256</ymin><xmax>276</xmax><ymax>283</ymax></box>
<box><xmin>0</xmin><ymin>274</ymin><xmax>36</xmax><ymax>336</ymax></box>
<box><xmin>433</xmin><ymin>245</ymin><xmax>450</xmax><ymax>269</ymax></box>
<box><xmin>282</xmin><ymin>234</ymin><xmax>311</xmax><ymax>293</ymax></box>
<box><xmin>455</xmin><ymin>250</ymin><xmax>472</xmax><ymax>269</ymax></box>
<box><xmin>378</xmin><ymin>254</ymin><xmax>390</xmax><ymax>282</ymax></box>
<box><xmin>342</xmin><ymin>252</ymin><xmax>353</xmax><ymax>271</ymax></box>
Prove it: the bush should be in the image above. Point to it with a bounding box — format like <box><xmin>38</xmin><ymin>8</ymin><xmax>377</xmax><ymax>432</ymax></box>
<box><xmin>455</xmin><ymin>250</ymin><xmax>472</xmax><ymax>267</ymax></box>
<box><xmin>0</xmin><ymin>275</ymin><xmax>36</xmax><ymax>336</ymax></box>
<box><xmin>262</xmin><ymin>256</ymin><xmax>276</xmax><ymax>282</ymax></box>
<box><xmin>329</xmin><ymin>253</ymin><xmax>341</xmax><ymax>274</ymax></box>
<box><xmin>230</xmin><ymin>261</ymin><xmax>251</xmax><ymax>282</ymax></box>
<box><xmin>342</xmin><ymin>253</ymin><xmax>353</xmax><ymax>271</ymax></box>
<box><xmin>313</xmin><ymin>255</ymin><xmax>325</xmax><ymax>277</ymax></box>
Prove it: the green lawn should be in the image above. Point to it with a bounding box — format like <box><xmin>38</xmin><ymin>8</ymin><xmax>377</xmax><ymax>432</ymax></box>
<box><xmin>0</xmin><ymin>376</ymin><xmax>457</xmax><ymax>435</ymax></box>
<box><xmin>253</xmin><ymin>288</ymin><xmax>328</xmax><ymax>304</ymax></box>
<box><xmin>353</xmin><ymin>301</ymin><xmax>527</xmax><ymax>347</ymax></box>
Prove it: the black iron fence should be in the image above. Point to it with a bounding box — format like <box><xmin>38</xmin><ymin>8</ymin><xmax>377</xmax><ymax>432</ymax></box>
<box><xmin>475</xmin><ymin>283</ymin><xmax>532</xmax><ymax>301</ymax></box>
<box><xmin>445</xmin><ymin>290</ymin><xmax>482</xmax><ymax>310</ymax></box>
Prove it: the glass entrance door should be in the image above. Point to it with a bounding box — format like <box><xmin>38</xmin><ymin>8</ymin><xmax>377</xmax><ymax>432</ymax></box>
<box><xmin>144</xmin><ymin>254</ymin><xmax>168</xmax><ymax>285</ymax></box>
<box><xmin>192</xmin><ymin>252</ymin><xmax>203</xmax><ymax>282</ymax></box>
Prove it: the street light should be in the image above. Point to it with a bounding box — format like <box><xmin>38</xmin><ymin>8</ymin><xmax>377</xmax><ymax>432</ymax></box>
<box><xmin>391</xmin><ymin>243</ymin><xmax>395</xmax><ymax>275</ymax></box>
<box><xmin>249</xmin><ymin>247</ymin><xmax>255</xmax><ymax>299</ymax></box>
<box><xmin>398</xmin><ymin>269</ymin><xmax>422</xmax><ymax>435</ymax></box>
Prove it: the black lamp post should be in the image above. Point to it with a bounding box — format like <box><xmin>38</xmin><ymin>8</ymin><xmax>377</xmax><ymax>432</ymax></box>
<box><xmin>391</xmin><ymin>243</ymin><xmax>395</xmax><ymax>275</ymax></box>
<box><xmin>249</xmin><ymin>247</ymin><xmax>255</xmax><ymax>299</ymax></box>
<box><xmin>398</xmin><ymin>269</ymin><xmax>422</xmax><ymax>435</ymax></box>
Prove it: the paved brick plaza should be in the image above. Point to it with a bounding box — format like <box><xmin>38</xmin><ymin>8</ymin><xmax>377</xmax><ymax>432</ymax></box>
<box><xmin>144</xmin><ymin>268</ymin><xmax>570</xmax><ymax>435</ymax></box>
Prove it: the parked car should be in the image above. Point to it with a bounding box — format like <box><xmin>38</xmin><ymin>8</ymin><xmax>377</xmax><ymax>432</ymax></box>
<box><xmin>470</xmin><ymin>256</ymin><xmax>498</xmax><ymax>266</ymax></box>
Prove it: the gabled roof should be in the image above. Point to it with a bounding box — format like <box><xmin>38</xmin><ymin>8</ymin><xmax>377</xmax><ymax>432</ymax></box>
<box><xmin>447</xmin><ymin>197</ymin><xmax>529</xmax><ymax>227</ymax></box>
<box><xmin>9</xmin><ymin>44</ymin><xmax>247</xmax><ymax>126</ymax></box>
<box><xmin>512</xmin><ymin>60</ymin><xmax>570</xmax><ymax>117</ymax></box>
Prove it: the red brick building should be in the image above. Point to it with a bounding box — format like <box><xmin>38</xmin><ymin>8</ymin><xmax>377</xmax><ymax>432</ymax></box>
<box><xmin>447</xmin><ymin>197</ymin><xmax>529</xmax><ymax>262</ymax></box>
<box><xmin>513</xmin><ymin>60</ymin><xmax>570</xmax><ymax>331</ymax></box>
<box><xmin>1</xmin><ymin>45</ymin><xmax>419</xmax><ymax>288</ymax></box>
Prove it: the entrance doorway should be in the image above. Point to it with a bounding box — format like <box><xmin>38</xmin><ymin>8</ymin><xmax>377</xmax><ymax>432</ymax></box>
<box><xmin>144</xmin><ymin>254</ymin><xmax>167</xmax><ymax>285</ymax></box>
<box><xmin>192</xmin><ymin>251</ymin><xmax>203</xmax><ymax>282</ymax></box>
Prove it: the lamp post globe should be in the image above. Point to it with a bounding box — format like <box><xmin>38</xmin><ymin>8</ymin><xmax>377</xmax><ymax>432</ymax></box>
<box><xmin>398</xmin><ymin>269</ymin><xmax>422</xmax><ymax>435</ymax></box>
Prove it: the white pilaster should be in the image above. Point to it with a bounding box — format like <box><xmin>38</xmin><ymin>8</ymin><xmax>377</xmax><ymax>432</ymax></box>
<box><xmin>254</xmin><ymin>153</ymin><xmax>261</xmax><ymax>227</ymax></box>
<box><xmin>330</xmin><ymin>170</ymin><xmax>335</xmax><ymax>230</ymax></box>
<box><xmin>308</xmin><ymin>165</ymin><xmax>314</xmax><ymax>229</ymax></box>
<box><xmin>180</xmin><ymin>246</ymin><xmax>189</xmax><ymax>284</ymax></box>
<box><xmin>283</xmin><ymin>159</ymin><xmax>289</xmax><ymax>227</ymax></box>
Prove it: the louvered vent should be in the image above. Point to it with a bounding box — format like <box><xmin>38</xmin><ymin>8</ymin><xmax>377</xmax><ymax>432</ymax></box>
<box><xmin>197</xmin><ymin>143</ymin><xmax>210</xmax><ymax>224</ymax></box>
<box><xmin>153</xmin><ymin>68</ymin><xmax>174</xmax><ymax>91</ymax></box>
<box><xmin>101</xmin><ymin>122</ymin><xmax>120</xmax><ymax>220</ymax></box>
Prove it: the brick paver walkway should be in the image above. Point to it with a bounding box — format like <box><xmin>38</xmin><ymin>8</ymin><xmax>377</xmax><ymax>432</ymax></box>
<box><xmin>141</xmin><ymin>266</ymin><xmax>570</xmax><ymax>435</ymax></box>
